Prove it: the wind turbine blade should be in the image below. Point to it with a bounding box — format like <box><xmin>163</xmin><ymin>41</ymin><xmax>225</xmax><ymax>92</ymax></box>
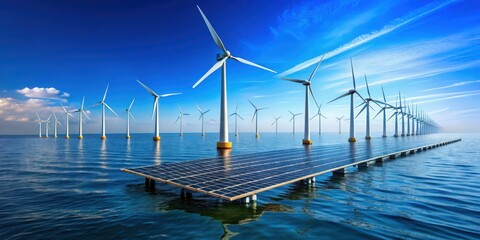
<box><xmin>61</xmin><ymin>104</ymin><xmax>68</xmax><ymax>113</ymax></box>
<box><xmin>151</xmin><ymin>98</ymin><xmax>158</xmax><ymax>120</ymax></box>
<box><xmin>237</xmin><ymin>114</ymin><xmax>244</xmax><ymax>120</ymax></box>
<box><xmin>160</xmin><ymin>93</ymin><xmax>182</xmax><ymax>98</ymax></box>
<box><xmin>308</xmin><ymin>53</ymin><xmax>326</xmax><ymax>81</ymax></box>
<box><xmin>327</xmin><ymin>92</ymin><xmax>351</xmax><ymax>104</ymax></box>
<box><xmin>248</xmin><ymin>99</ymin><xmax>257</xmax><ymax>109</ymax></box>
<box><xmin>308</xmin><ymin>85</ymin><xmax>319</xmax><ymax>108</ymax></box>
<box><xmin>230</xmin><ymin>56</ymin><xmax>276</xmax><ymax>73</ymax></box>
<box><xmin>57</xmin><ymin>121</ymin><xmax>62</xmax><ymax>126</ymax></box>
<box><xmin>288</xmin><ymin>110</ymin><xmax>294</xmax><ymax>115</ymax></box>
<box><xmin>174</xmin><ymin>116</ymin><xmax>180</xmax><ymax>124</ymax></box>
<box><xmin>235</xmin><ymin>104</ymin><xmax>238</xmax><ymax>113</ymax></box>
<box><xmin>177</xmin><ymin>104</ymin><xmax>182</xmax><ymax>114</ymax></box>
<box><xmin>81</xmin><ymin>96</ymin><xmax>85</xmax><ymax>109</ymax></box>
<box><xmin>355</xmin><ymin>101</ymin><xmax>366</xmax><ymax>109</ymax></box>
<box><xmin>281</xmin><ymin>78</ymin><xmax>307</xmax><ymax>84</ymax></box>
<box><xmin>309</xmin><ymin>113</ymin><xmax>319</xmax><ymax>120</ymax></box>
<box><xmin>388</xmin><ymin>112</ymin><xmax>397</xmax><ymax>121</ymax></box>
<box><xmin>382</xmin><ymin>85</ymin><xmax>387</xmax><ymax>102</ymax></box>
<box><xmin>289</xmin><ymin>117</ymin><xmax>293</xmax><ymax>122</ymax></box>
<box><xmin>193</xmin><ymin>57</ymin><xmax>227</xmax><ymax>88</ymax></box>
<box><xmin>204</xmin><ymin>109</ymin><xmax>211</xmax><ymax>114</ymax></box>
<box><xmin>53</xmin><ymin>112</ymin><xmax>57</xmax><ymax>120</ymax></box>
<box><xmin>355</xmin><ymin>91</ymin><xmax>366</xmax><ymax>103</ymax></box>
<box><xmin>364</xmin><ymin>74</ymin><xmax>371</xmax><ymax>98</ymax></box>
<box><xmin>355</xmin><ymin>104</ymin><xmax>367</xmax><ymax>119</ymax></box>
<box><xmin>102</xmin><ymin>84</ymin><xmax>109</xmax><ymax>102</ymax></box>
<box><xmin>128</xmin><ymin>98</ymin><xmax>135</xmax><ymax>111</ymax></box>
<box><xmin>136</xmin><ymin>80</ymin><xmax>158</xmax><ymax>97</ymax></box>
<box><xmin>129</xmin><ymin>112</ymin><xmax>137</xmax><ymax>122</ymax></box>
<box><xmin>183</xmin><ymin>113</ymin><xmax>190</xmax><ymax>116</ymax></box>
<box><xmin>196</xmin><ymin>5</ymin><xmax>227</xmax><ymax>53</ymax></box>
<box><xmin>372</xmin><ymin>99</ymin><xmax>384</xmax><ymax>108</ymax></box>
<box><xmin>104</xmin><ymin>103</ymin><xmax>119</xmax><ymax>117</ymax></box>
<box><xmin>82</xmin><ymin>110</ymin><xmax>91</xmax><ymax>120</ymax></box>
<box><xmin>36</xmin><ymin>113</ymin><xmax>41</xmax><ymax>120</ymax></box>
<box><xmin>350</xmin><ymin>57</ymin><xmax>356</xmax><ymax>89</ymax></box>
<box><xmin>46</xmin><ymin>114</ymin><xmax>52</xmax><ymax>121</ymax></box>
<box><xmin>258</xmin><ymin>107</ymin><xmax>269</xmax><ymax>111</ymax></box>
<box><xmin>195</xmin><ymin>104</ymin><xmax>202</xmax><ymax>113</ymax></box>
<box><xmin>373</xmin><ymin>108</ymin><xmax>385</xmax><ymax>119</ymax></box>
<box><xmin>67</xmin><ymin>113</ymin><xmax>74</xmax><ymax>117</ymax></box>
<box><xmin>251</xmin><ymin>111</ymin><xmax>257</xmax><ymax>123</ymax></box>
<box><xmin>321</xmin><ymin>114</ymin><xmax>327</xmax><ymax>119</ymax></box>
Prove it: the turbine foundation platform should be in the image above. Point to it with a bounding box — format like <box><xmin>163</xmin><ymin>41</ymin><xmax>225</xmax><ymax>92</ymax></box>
<box><xmin>302</xmin><ymin>139</ymin><xmax>312</xmax><ymax>145</ymax></box>
<box><xmin>153</xmin><ymin>136</ymin><xmax>160</xmax><ymax>141</ymax></box>
<box><xmin>78</xmin><ymin>136</ymin><xmax>83</xmax><ymax>139</ymax></box>
<box><xmin>217</xmin><ymin>141</ymin><xmax>232</xmax><ymax>149</ymax></box>
<box><xmin>101</xmin><ymin>135</ymin><xmax>106</xmax><ymax>139</ymax></box>
<box><xmin>365</xmin><ymin>136</ymin><xmax>371</xmax><ymax>140</ymax></box>
<box><xmin>348</xmin><ymin>137</ymin><xmax>356</xmax><ymax>142</ymax></box>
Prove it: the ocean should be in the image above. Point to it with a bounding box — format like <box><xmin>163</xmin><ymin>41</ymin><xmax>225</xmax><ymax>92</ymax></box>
<box><xmin>0</xmin><ymin>132</ymin><xmax>479</xmax><ymax>239</ymax></box>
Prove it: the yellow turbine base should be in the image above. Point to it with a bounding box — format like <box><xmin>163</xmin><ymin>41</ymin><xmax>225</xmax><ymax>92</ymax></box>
<box><xmin>78</xmin><ymin>136</ymin><xmax>83</xmax><ymax>139</ymax></box>
<box><xmin>45</xmin><ymin>136</ymin><xmax>49</xmax><ymax>138</ymax></box>
<box><xmin>217</xmin><ymin>142</ymin><xmax>232</xmax><ymax>149</ymax></box>
<box><xmin>153</xmin><ymin>136</ymin><xmax>160</xmax><ymax>141</ymax></box>
<box><xmin>126</xmin><ymin>135</ymin><xmax>131</xmax><ymax>139</ymax></box>
<box><xmin>365</xmin><ymin>136</ymin><xmax>371</xmax><ymax>140</ymax></box>
<box><xmin>348</xmin><ymin>137</ymin><xmax>357</xmax><ymax>142</ymax></box>
<box><xmin>65</xmin><ymin>136</ymin><xmax>70</xmax><ymax>139</ymax></box>
<box><xmin>101</xmin><ymin>136</ymin><xmax>106</xmax><ymax>139</ymax></box>
<box><xmin>256</xmin><ymin>134</ymin><xmax>260</xmax><ymax>138</ymax></box>
<box><xmin>302</xmin><ymin>139</ymin><xmax>312</xmax><ymax>145</ymax></box>
<box><xmin>54</xmin><ymin>136</ymin><xmax>57</xmax><ymax>138</ymax></box>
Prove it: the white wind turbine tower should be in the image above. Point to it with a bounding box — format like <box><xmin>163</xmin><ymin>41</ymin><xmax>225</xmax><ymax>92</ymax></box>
<box><xmin>336</xmin><ymin>116</ymin><xmax>344</xmax><ymax>134</ymax></box>
<box><xmin>373</xmin><ymin>86</ymin><xmax>394</xmax><ymax>138</ymax></box>
<box><xmin>35</xmin><ymin>113</ymin><xmax>43</xmax><ymax>138</ymax></box>
<box><xmin>405</xmin><ymin>98</ymin><xmax>411</xmax><ymax>136</ymax></box>
<box><xmin>410</xmin><ymin>102</ymin><xmax>415</xmax><ymax>136</ymax></box>
<box><xmin>52</xmin><ymin>112</ymin><xmax>61</xmax><ymax>138</ymax></box>
<box><xmin>125</xmin><ymin>98</ymin><xmax>136</xmax><ymax>139</ymax></box>
<box><xmin>328</xmin><ymin>58</ymin><xmax>366</xmax><ymax>142</ymax></box>
<box><xmin>249</xmin><ymin>99</ymin><xmax>268</xmax><ymax>138</ymax></box>
<box><xmin>399</xmin><ymin>92</ymin><xmax>406</xmax><ymax>137</ymax></box>
<box><xmin>288</xmin><ymin>111</ymin><xmax>302</xmax><ymax>135</ymax></box>
<box><xmin>44</xmin><ymin>114</ymin><xmax>52</xmax><ymax>138</ymax></box>
<box><xmin>175</xmin><ymin>106</ymin><xmax>190</xmax><ymax>136</ymax></box>
<box><xmin>228</xmin><ymin>104</ymin><xmax>243</xmax><ymax>137</ymax></box>
<box><xmin>310</xmin><ymin>104</ymin><xmax>327</xmax><ymax>135</ymax></box>
<box><xmin>136</xmin><ymin>80</ymin><xmax>181</xmax><ymax>141</ymax></box>
<box><xmin>61</xmin><ymin>104</ymin><xmax>74</xmax><ymax>139</ymax></box>
<box><xmin>74</xmin><ymin>96</ymin><xmax>90</xmax><ymax>139</ymax></box>
<box><xmin>282</xmin><ymin>55</ymin><xmax>324</xmax><ymax>144</ymax></box>
<box><xmin>191</xmin><ymin>5</ymin><xmax>276</xmax><ymax>149</ymax></box>
<box><xmin>93</xmin><ymin>84</ymin><xmax>118</xmax><ymax>139</ymax></box>
<box><xmin>355</xmin><ymin>74</ymin><xmax>384</xmax><ymax>140</ymax></box>
<box><xmin>196</xmin><ymin>104</ymin><xmax>211</xmax><ymax>136</ymax></box>
<box><xmin>272</xmin><ymin>116</ymin><xmax>281</xmax><ymax>134</ymax></box>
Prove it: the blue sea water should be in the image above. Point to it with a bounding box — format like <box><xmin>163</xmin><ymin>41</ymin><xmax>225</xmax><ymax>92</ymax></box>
<box><xmin>0</xmin><ymin>132</ymin><xmax>479</xmax><ymax>239</ymax></box>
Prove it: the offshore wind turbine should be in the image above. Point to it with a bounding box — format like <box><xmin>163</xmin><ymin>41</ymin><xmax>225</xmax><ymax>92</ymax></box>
<box><xmin>282</xmin><ymin>55</ymin><xmax>324</xmax><ymax>144</ymax></box>
<box><xmin>44</xmin><ymin>114</ymin><xmax>52</xmax><ymax>138</ymax></box>
<box><xmin>373</xmin><ymin>86</ymin><xmax>394</xmax><ymax>138</ymax></box>
<box><xmin>137</xmin><ymin>80</ymin><xmax>181</xmax><ymax>141</ymax></box>
<box><xmin>125</xmin><ymin>98</ymin><xmax>136</xmax><ymax>139</ymax></box>
<box><xmin>328</xmin><ymin>58</ymin><xmax>366</xmax><ymax>142</ymax></box>
<box><xmin>410</xmin><ymin>102</ymin><xmax>415</xmax><ymax>136</ymax></box>
<box><xmin>191</xmin><ymin>5</ymin><xmax>276</xmax><ymax>149</ymax></box>
<box><xmin>74</xmin><ymin>96</ymin><xmax>90</xmax><ymax>139</ymax></box>
<box><xmin>35</xmin><ymin>113</ymin><xmax>42</xmax><ymax>138</ymax></box>
<box><xmin>175</xmin><ymin>105</ymin><xmax>190</xmax><ymax>136</ymax></box>
<box><xmin>405</xmin><ymin>98</ymin><xmax>411</xmax><ymax>136</ymax></box>
<box><xmin>228</xmin><ymin>104</ymin><xmax>243</xmax><ymax>136</ymax></box>
<box><xmin>272</xmin><ymin>116</ymin><xmax>281</xmax><ymax>134</ymax></box>
<box><xmin>336</xmin><ymin>116</ymin><xmax>344</xmax><ymax>134</ymax></box>
<box><xmin>310</xmin><ymin>104</ymin><xmax>327</xmax><ymax>135</ymax></box>
<box><xmin>249</xmin><ymin>99</ymin><xmax>268</xmax><ymax>138</ymax></box>
<box><xmin>61</xmin><ymin>104</ymin><xmax>73</xmax><ymax>139</ymax></box>
<box><xmin>288</xmin><ymin>111</ymin><xmax>302</xmax><ymax>135</ymax></box>
<box><xmin>399</xmin><ymin>92</ymin><xmax>406</xmax><ymax>137</ymax></box>
<box><xmin>196</xmin><ymin>104</ymin><xmax>211</xmax><ymax>136</ymax></box>
<box><xmin>388</xmin><ymin>96</ymin><xmax>400</xmax><ymax>137</ymax></box>
<box><xmin>92</xmin><ymin>84</ymin><xmax>118</xmax><ymax>139</ymax></box>
<box><xmin>52</xmin><ymin>112</ymin><xmax>61</xmax><ymax>138</ymax></box>
<box><xmin>355</xmin><ymin>74</ymin><xmax>384</xmax><ymax>140</ymax></box>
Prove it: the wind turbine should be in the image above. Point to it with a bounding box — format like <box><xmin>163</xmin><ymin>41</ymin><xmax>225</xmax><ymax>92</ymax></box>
<box><xmin>228</xmin><ymin>104</ymin><xmax>243</xmax><ymax>137</ymax></box>
<box><xmin>282</xmin><ymin>55</ymin><xmax>324</xmax><ymax>144</ymax></box>
<box><xmin>328</xmin><ymin>58</ymin><xmax>366</xmax><ymax>142</ymax></box>
<box><xmin>288</xmin><ymin>111</ymin><xmax>302</xmax><ymax>135</ymax></box>
<box><xmin>272</xmin><ymin>116</ymin><xmax>281</xmax><ymax>134</ymax></box>
<box><xmin>355</xmin><ymin>74</ymin><xmax>384</xmax><ymax>140</ymax></box>
<box><xmin>196</xmin><ymin>104</ymin><xmax>211</xmax><ymax>136</ymax></box>
<box><xmin>74</xmin><ymin>96</ymin><xmax>90</xmax><ymax>139</ymax></box>
<box><xmin>191</xmin><ymin>5</ymin><xmax>276</xmax><ymax>149</ymax></box>
<box><xmin>405</xmin><ymin>98</ymin><xmax>411</xmax><ymax>136</ymax></box>
<box><xmin>126</xmin><ymin>98</ymin><xmax>136</xmax><ymax>139</ymax></box>
<box><xmin>399</xmin><ymin>92</ymin><xmax>406</xmax><ymax>137</ymax></box>
<box><xmin>249</xmin><ymin>99</ymin><xmax>268</xmax><ymax>138</ymax></box>
<box><xmin>336</xmin><ymin>116</ymin><xmax>344</xmax><ymax>134</ymax></box>
<box><xmin>388</xmin><ymin>96</ymin><xmax>400</xmax><ymax>137</ymax></box>
<box><xmin>373</xmin><ymin>86</ymin><xmax>394</xmax><ymax>138</ymax></box>
<box><xmin>175</xmin><ymin>105</ymin><xmax>190</xmax><ymax>136</ymax></box>
<box><xmin>310</xmin><ymin>104</ymin><xmax>327</xmax><ymax>135</ymax></box>
<box><xmin>92</xmin><ymin>84</ymin><xmax>118</xmax><ymax>139</ymax></box>
<box><xmin>410</xmin><ymin>102</ymin><xmax>415</xmax><ymax>136</ymax></box>
<box><xmin>137</xmin><ymin>80</ymin><xmax>181</xmax><ymax>141</ymax></box>
<box><xmin>52</xmin><ymin>112</ymin><xmax>61</xmax><ymax>138</ymax></box>
<box><xmin>44</xmin><ymin>114</ymin><xmax>52</xmax><ymax>138</ymax></box>
<box><xmin>61</xmin><ymin>104</ymin><xmax>74</xmax><ymax>139</ymax></box>
<box><xmin>35</xmin><ymin>113</ymin><xmax>42</xmax><ymax>138</ymax></box>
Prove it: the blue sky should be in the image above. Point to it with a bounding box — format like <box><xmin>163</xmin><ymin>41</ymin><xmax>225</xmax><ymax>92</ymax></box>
<box><xmin>1</xmin><ymin>0</ymin><xmax>479</xmax><ymax>135</ymax></box>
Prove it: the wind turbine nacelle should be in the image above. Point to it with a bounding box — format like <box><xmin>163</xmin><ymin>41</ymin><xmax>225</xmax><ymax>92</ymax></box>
<box><xmin>216</xmin><ymin>51</ymin><xmax>230</xmax><ymax>61</ymax></box>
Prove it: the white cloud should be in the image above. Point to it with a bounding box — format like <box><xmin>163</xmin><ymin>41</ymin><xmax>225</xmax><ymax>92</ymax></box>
<box><xmin>4</xmin><ymin>115</ymin><xmax>29</xmax><ymax>122</ymax></box>
<box><xmin>16</xmin><ymin>87</ymin><xmax>70</xmax><ymax>102</ymax></box>
<box><xmin>420</xmin><ymin>80</ymin><xmax>480</xmax><ymax>92</ymax></box>
<box><xmin>278</xmin><ymin>0</ymin><xmax>459</xmax><ymax>77</ymax></box>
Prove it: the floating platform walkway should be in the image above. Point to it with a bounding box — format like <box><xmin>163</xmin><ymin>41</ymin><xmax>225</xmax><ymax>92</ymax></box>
<box><xmin>122</xmin><ymin>138</ymin><xmax>461</xmax><ymax>203</ymax></box>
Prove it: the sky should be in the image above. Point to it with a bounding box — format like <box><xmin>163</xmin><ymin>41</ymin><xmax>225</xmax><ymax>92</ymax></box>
<box><xmin>1</xmin><ymin>0</ymin><xmax>479</xmax><ymax>135</ymax></box>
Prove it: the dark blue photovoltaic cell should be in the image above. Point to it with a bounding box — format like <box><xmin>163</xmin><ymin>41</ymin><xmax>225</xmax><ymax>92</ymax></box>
<box><xmin>122</xmin><ymin>139</ymin><xmax>460</xmax><ymax>201</ymax></box>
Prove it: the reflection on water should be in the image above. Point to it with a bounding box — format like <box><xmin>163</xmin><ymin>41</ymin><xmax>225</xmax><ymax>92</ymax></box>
<box><xmin>218</xmin><ymin>149</ymin><xmax>232</xmax><ymax>171</ymax></box>
<box><xmin>154</xmin><ymin>140</ymin><xmax>161</xmax><ymax>165</ymax></box>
